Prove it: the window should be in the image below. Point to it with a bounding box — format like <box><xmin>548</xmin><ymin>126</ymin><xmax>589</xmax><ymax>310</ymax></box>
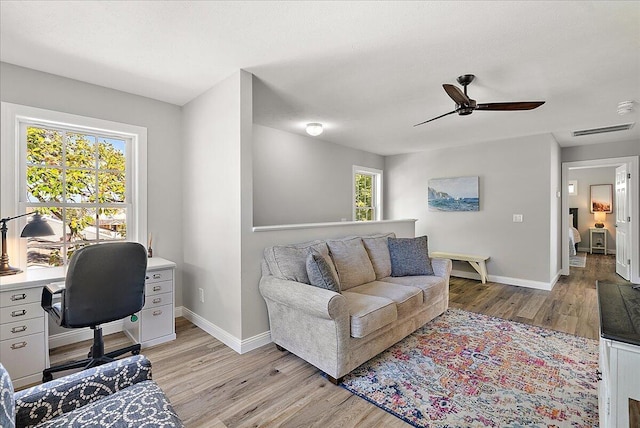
<box><xmin>353</xmin><ymin>166</ymin><xmax>383</xmax><ymax>221</ymax></box>
<box><xmin>1</xmin><ymin>103</ymin><xmax>147</xmax><ymax>271</ymax></box>
<box><xmin>568</xmin><ymin>180</ymin><xmax>578</xmax><ymax>196</ymax></box>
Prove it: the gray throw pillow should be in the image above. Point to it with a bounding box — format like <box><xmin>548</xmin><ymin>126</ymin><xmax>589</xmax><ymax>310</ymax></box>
<box><xmin>306</xmin><ymin>249</ymin><xmax>341</xmax><ymax>293</ymax></box>
<box><xmin>388</xmin><ymin>236</ymin><xmax>434</xmax><ymax>276</ymax></box>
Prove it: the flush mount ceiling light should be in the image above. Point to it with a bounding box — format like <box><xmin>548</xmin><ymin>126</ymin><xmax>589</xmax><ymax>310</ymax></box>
<box><xmin>305</xmin><ymin>123</ymin><xmax>323</xmax><ymax>136</ymax></box>
<box><xmin>617</xmin><ymin>101</ymin><xmax>635</xmax><ymax>115</ymax></box>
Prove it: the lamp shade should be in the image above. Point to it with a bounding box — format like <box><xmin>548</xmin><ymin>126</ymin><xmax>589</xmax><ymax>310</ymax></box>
<box><xmin>594</xmin><ymin>211</ymin><xmax>606</xmax><ymax>228</ymax></box>
<box><xmin>21</xmin><ymin>213</ymin><xmax>55</xmax><ymax>237</ymax></box>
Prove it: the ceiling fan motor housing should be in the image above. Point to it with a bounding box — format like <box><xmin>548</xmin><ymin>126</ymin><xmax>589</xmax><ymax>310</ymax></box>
<box><xmin>458</xmin><ymin>99</ymin><xmax>476</xmax><ymax>115</ymax></box>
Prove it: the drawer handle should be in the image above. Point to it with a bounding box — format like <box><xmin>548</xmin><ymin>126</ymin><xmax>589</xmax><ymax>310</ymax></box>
<box><xmin>153</xmin><ymin>298</ymin><xmax>162</xmax><ymax>304</ymax></box>
<box><xmin>11</xmin><ymin>309</ymin><xmax>27</xmax><ymax>317</ymax></box>
<box><xmin>153</xmin><ymin>310</ymin><xmax>162</xmax><ymax>316</ymax></box>
<box><xmin>10</xmin><ymin>293</ymin><xmax>27</xmax><ymax>301</ymax></box>
<box><xmin>11</xmin><ymin>341</ymin><xmax>27</xmax><ymax>350</ymax></box>
<box><xmin>153</xmin><ymin>274</ymin><xmax>161</xmax><ymax>279</ymax></box>
<box><xmin>153</xmin><ymin>286</ymin><xmax>161</xmax><ymax>292</ymax></box>
<box><xmin>11</xmin><ymin>325</ymin><xmax>27</xmax><ymax>333</ymax></box>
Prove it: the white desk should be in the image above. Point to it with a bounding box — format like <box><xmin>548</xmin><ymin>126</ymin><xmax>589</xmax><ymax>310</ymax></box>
<box><xmin>0</xmin><ymin>257</ymin><xmax>176</xmax><ymax>389</ymax></box>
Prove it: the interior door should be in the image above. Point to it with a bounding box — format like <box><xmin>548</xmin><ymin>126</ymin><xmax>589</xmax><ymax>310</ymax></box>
<box><xmin>615</xmin><ymin>164</ymin><xmax>630</xmax><ymax>280</ymax></box>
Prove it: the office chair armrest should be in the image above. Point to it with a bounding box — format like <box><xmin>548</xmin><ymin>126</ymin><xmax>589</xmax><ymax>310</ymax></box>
<box><xmin>15</xmin><ymin>355</ymin><xmax>152</xmax><ymax>427</ymax></box>
<box><xmin>41</xmin><ymin>281</ymin><xmax>65</xmax><ymax>312</ymax></box>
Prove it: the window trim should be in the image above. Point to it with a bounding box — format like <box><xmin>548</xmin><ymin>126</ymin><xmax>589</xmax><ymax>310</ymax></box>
<box><xmin>352</xmin><ymin>165</ymin><xmax>383</xmax><ymax>221</ymax></box>
<box><xmin>1</xmin><ymin>102</ymin><xmax>147</xmax><ymax>271</ymax></box>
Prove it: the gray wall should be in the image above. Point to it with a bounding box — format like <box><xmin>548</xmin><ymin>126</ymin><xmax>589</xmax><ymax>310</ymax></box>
<box><xmin>0</xmin><ymin>62</ymin><xmax>184</xmax><ymax>311</ymax></box>
<box><xmin>252</xmin><ymin>124</ymin><xmax>385</xmax><ymax>226</ymax></box>
<box><xmin>568</xmin><ymin>167</ymin><xmax>617</xmax><ymax>253</ymax></box>
<box><xmin>182</xmin><ymin>70</ymin><xmax>246</xmax><ymax>338</ymax></box>
<box><xmin>385</xmin><ymin>133</ymin><xmax>559</xmax><ymax>286</ymax></box>
<box><xmin>562</xmin><ymin>140</ymin><xmax>640</xmax><ymax>162</ymax></box>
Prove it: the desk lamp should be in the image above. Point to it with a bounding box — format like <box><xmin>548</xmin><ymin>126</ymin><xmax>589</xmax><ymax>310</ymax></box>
<box><xmin>0</xmin><ymin>212</ymin><xmax>55</xmax><ymax>276</ymax></box>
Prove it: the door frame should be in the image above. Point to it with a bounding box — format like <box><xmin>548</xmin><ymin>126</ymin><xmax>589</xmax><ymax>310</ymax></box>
<box><xmin>561</xmin><ymin>156</ymin><xmax>639</xmax><ymax>283</ymax></box>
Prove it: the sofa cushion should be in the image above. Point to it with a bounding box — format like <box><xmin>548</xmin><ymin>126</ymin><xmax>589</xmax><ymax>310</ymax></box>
<box><xmin>35</xmin><ymin>380</ymin><xmax>183</xmax><ymax>428</ymax></box>
<box><xmin>306</xmin><ymin>248</ymin><xmax>341</xmax><ymax>293</ymax></box>
<box><xmin>349</xmin><ymin>281</ymin><xmax>423</xmax><ymax>319</ymax></box>
<box><xmin>362</xmin><ymin>233</ymin><xmax>395</xmax><ymax>279</ymax></box>
<box><xmin>264</xmin><ymin>240</ymin><xmax>330</xmax><ymax>284</ymax></box>
<box><xmin>380</xmin><ymin>275</ymin><xmax>446</xmax><ymax>303</ymax></box>
<box><xmin>342</xmin><ymin>292</ymin><xmax>397</xmax><ymax>338</ymax></box>
<box><xmin>327</xmin><ymin>237</ymin><xmax>376</xmax><ymax>290</ymax></box>
<box><xmin>388</xmin><ymin>235</ymin><xmax>434</xmax><ymax>276</ymax></box>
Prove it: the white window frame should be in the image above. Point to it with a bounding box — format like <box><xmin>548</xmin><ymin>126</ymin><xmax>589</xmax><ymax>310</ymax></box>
<box><xmin>352</xmin><ymin>165</ymin><xmax>383</xmax><ymax>221</ymax></box>
<box><xmin>1</xmin><ymin>102</ymin><xmax>147</xmax><ymax>271</ymax></box>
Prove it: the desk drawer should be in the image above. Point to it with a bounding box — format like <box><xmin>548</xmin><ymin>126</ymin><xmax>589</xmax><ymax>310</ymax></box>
<box><xmin>145</xmin><ymin>269</ymin><xmax>172</xmax><ymax>284</ymax></box>
<box><xmin>143</xmin><ymin>292</ymin><xmax>172</xmax><ymax>310</ymax></box>
<box><xmin>146</xmin><ymin>280</ymin><xmax>171</xmax><ymax>296</ymax></box>
<box><xmin>0</xmin><ymin>302</ymin><xmax>43</xmax><ymax>324</ymax></box>
<box><xmin>0</xmin><ymin>331</ymin><xmax>46</xmax><ymax>380</ymax></box>
<box><xmin>140</xmin><ymin>304</ymin><xmax>173</xmax><ymax>342</ymax></box>
<box><xmin>0</xmin><ymin>317</ymin><xmax>44</xmax><ymax>340</ymax></box>
<box><xmin>1</xmin><ymin>288</ymin><xmax>41</xmax><ymax>308</ymax></box>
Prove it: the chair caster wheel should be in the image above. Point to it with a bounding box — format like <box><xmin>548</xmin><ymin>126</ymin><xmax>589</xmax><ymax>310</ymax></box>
<box><xmin>43</xmin><ymin>373</ymin><xmax>53</xmax><ymax>383</ymax></box>
<box><xmin>132</xmin><ymin>349</ymin><xmax>140</xmax><ymax>355</ymax></box>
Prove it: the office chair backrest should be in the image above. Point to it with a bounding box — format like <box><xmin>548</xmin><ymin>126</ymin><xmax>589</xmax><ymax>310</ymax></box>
<box><xmin>62</xmin><ymin>242</ymin><xmax>148</xmax><ymax>328</ymax></box>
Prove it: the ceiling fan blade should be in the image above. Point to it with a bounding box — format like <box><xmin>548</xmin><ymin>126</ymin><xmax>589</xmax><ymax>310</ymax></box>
<box><xmin>413</xmin><ymin>110</ymin><xmax>457</xmax><ymax>127</ymax></box>
<box><xmin>476</xmin><ymin>101</ymin><xmax>545</xmax><ymax>111</ymax></box>
<box><xmin>443</xmin><ymin>84</ymin><xmax>470</xmax><ymax>105</ymax></box>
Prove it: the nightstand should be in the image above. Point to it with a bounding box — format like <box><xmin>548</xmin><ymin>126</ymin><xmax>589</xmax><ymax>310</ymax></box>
<box><xmin>590</xmin><ymin>227</ymin><xmax>607</xmax><ymax>255</ymax></box>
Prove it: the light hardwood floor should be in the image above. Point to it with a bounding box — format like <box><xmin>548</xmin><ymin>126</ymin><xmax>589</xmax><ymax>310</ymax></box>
<box><xmin>49</xmin><ymin>253</ymin><xmax>626</xmax><ymax>427</ymax></box>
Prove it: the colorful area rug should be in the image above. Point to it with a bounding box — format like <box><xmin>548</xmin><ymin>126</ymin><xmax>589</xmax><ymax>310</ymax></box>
<box><xmin>570</xmin><ymin>252</ymin><xmax>587</xmax><ymax>268</ymax></box>
<box><xmin>341</xmin><ymin>309</ymin><xmax>599</xmax><ymax>427</ymax></box>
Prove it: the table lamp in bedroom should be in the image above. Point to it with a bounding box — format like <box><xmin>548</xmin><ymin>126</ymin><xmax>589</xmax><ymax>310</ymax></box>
<box><xmin>594</xmin><ymin>212</ymin><xmax>606</xmax><ymax>228</ymax></box>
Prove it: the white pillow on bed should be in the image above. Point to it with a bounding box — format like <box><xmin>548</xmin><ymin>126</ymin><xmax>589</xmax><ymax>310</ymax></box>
<box><xmin>569</xmin><ymin>213</ymin><xmax>574</xmax><ymax>226</ymax></box>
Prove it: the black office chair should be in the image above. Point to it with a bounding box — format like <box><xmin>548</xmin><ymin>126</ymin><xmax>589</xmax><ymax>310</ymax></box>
<box><xmin>42</xmin><ymin>242</ymin><xmax>148</xmax><ymax>382</ymax></box>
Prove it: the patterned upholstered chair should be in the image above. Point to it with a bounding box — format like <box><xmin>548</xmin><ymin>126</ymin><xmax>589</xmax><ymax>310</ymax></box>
<box><xmin>0</xmin><ymin>355</ymin><xmax>183</xmax><ymax>427</ymax></box>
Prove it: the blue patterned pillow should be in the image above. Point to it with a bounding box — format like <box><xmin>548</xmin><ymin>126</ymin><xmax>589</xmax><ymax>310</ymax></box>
<box><xmin>388</xmin><ymin>236</ymin><xmax>434</xmax><ymax>276</ymax></box>
<box><xmin>306</xmin><ymin>249</ymin><xmax>341</xmax><ymax>293</ymax></box>
<box><xmin>0</xmin><ymin>364</ymin><xmax>15</xmax><ymax>428</ymax></box>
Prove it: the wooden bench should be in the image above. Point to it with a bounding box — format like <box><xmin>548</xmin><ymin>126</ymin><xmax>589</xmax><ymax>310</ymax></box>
<box><xmin>430</xmin><ymin>251</ymin><xmax>490</xmax><ymax>284</ymax></box>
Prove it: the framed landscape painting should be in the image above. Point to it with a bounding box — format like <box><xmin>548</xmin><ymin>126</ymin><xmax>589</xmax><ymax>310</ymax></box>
<box><xmin>428</xmin><ymin>176</ymin><xmax>479</xmax><ymax>212</ymax></box>
<box><xmin>590</xmin><ymin>184</ymin><xmax>612</xmax><ymax>213</ymax></box>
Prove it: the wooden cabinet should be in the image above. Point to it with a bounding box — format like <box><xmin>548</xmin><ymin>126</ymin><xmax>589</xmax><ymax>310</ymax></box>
<box><xmin>597</xmin><ymin>281</ymin><xmax>640</xmax><ymax>428</ymax></box>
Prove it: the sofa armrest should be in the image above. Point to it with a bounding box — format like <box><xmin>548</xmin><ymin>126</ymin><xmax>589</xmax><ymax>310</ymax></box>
<box><xmin>259</xmin><ymin>275</ymin><xmax>347</xmax><ymax>320</ymax></box>
<box><xmin>15</xmin><ymin>355</ymin><xmax>151</xmax><ymax>428</ymax></box>
<box><xmin>430</xmin><ymin>257</ymin><xmax>452</xmax><ymax>279</ymax></box>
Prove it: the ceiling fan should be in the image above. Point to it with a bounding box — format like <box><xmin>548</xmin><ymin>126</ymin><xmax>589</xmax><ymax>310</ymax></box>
<box><xmin>414</xmin><ymin>74</ymin><xmax>545</xmax><ymax>126</ymax></box>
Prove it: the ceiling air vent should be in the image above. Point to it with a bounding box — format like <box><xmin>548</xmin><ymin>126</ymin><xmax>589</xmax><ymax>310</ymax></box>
<box><xmin>572</xmin><ymin>123</ymin><xmax>634</xmax><ymax>137</ymax></box>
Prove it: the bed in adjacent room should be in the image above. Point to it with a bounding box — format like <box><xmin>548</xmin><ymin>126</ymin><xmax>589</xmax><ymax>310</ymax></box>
<box><xmin>569</xmin><ymin>207</ymin><xmax>581</xmax><ymax>256</ymax></box>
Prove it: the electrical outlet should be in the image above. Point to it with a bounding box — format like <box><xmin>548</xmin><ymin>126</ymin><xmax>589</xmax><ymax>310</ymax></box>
<box><xmin>198</xmin><ymin>288</ymin><xmax>204</xmax><ymax>303</ymax></box>
<box><xmin>513</xmin><ymin>214</ymin><xmax>523</xmax><ymax>223</ymax></box>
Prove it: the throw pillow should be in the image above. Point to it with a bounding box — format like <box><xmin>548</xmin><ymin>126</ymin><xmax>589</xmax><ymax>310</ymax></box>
<box><xmin>326</xmin><ymin>237</ymin><xmax>376</xmax><ymax>290</ymax></box>
<box><xmin>306</xmin><ymin>249</ymin><xmax>341</xmax><ymax>293</ymax></box>
<box><xmin>388</xmin><ymin>235</ymin><xmax>434</xmax><ymax>277</ymax></box>
<box><xmin>362</xmin><ymin>233</ymin><xmax>395</xmax><ymax>279</ymax></box>
<box><xmin>264</xmin><ymin>240</ymin><xmax>330</xmax><ymax>284</ymax></box>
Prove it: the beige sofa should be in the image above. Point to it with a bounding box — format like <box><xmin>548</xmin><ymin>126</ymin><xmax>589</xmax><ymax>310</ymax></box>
<box><xmin>259</xmin><ymin>233</ymin><xmax>451</xmax><ymax>383</ymax></box>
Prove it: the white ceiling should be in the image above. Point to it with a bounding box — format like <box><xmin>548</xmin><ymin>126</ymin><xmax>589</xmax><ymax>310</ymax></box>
<box><xmin>1</xmin><ymin>1</ymin><xmax>638</xmax><ymax>156</ymax></box>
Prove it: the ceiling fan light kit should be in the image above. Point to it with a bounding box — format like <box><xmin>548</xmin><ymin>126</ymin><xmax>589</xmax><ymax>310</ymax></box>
<box><xmin>414</xmin><ymin>74</ymin><xmax>545</xmax><ymax>127</ymax></box>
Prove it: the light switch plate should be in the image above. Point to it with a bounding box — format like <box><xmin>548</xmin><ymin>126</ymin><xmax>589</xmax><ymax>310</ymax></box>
<box><xmin>513</xmin><ymin>214</ymin><xmax>523</xmax><ymax>223</ymax></box>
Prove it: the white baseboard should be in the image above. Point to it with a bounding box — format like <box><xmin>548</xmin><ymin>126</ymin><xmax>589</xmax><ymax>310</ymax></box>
<box><xmin>179</xmin><ymin>306</ymin><xmax>271</xmax><ymax>354</ymax></box>
<box><xmin>451</xmin><ymin>269</ymin><xmax>555</xmax><ymax>291</ymax></box>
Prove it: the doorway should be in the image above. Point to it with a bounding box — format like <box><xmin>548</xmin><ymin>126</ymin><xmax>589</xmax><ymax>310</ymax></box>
<box><xmin>561</xmin><ymin>156</ymin><xmax>639</xmax><ymax>283</ymax></box>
